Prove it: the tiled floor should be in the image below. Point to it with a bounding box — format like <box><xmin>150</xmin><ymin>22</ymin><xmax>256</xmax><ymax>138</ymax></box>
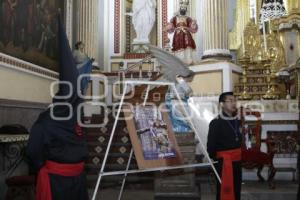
<box><xmin>241</xmin><ymin>181</ymin><xmax>297</xmax><ymax>200</ymax></box>
<box><xmin>89</xmin><ymin>181</ymin><xmax>298</xmax><ymax>200</ymax></box>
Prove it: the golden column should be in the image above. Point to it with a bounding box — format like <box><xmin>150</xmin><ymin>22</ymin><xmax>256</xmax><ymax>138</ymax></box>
<box><xmin>287</xmin><ymin>0</ymin><xmax>300</xmax><ymax>14</ymax></box>
<box><xmin>202</xmin><ymin>0</ymin><xmax>231</xmax><ymax>60</ymax></box>
<box><xmin>76</xmin><ymin>0</ymin><xmax>98</xmax><ymax>59</ymax></box>
<box><xmin>229</xmin><ymin>0</ymin><xmax>250</xmax><ymax>51</ymax></box>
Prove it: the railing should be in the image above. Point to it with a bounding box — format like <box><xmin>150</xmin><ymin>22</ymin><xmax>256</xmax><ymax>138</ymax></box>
<box><xmin>89</xmin><ymin>55</ymin><xmax>161</xmax><ymax>107</ymax></box>
<box><xmin>118</xmin><ymin>54</ymin><xmax>160</xmax><ymax>80</ymax></box>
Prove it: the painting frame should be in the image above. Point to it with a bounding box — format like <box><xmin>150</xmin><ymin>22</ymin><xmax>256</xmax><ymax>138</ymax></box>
<box><xmin>0</xmin><ymin>0</ymin><xmax>73</xmax><ymax>78</ymax></box>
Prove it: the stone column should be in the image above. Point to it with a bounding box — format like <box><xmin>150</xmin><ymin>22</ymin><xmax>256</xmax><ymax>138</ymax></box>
<box><xmin>202</xmin><ymin>0</ymin><xmax>231</xmax><ymax>60</ymax></box>
<box><xmin>76</xmin><ymin>0</ymin><xmax>98</xmax><ymax>60</ymax></box>
<box><xmin>65</xmin><ymin>0</ymin><xmax>73</xmax><ymax>47</ymax></box>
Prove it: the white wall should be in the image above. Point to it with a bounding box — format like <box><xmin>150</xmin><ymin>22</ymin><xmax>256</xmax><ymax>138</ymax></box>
<box><xmin>0</xmin><ymin>66</ymin><xmax>54</xmax><ymax>103</ymax></box>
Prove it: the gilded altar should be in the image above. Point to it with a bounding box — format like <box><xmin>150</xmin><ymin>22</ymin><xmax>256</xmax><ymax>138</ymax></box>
<box><xmin>231</xmin><ymin>0</ymin><xmax>300</xmax><ymax>100</ymax></box>
<box><xmin>234</xmin><ymin>21</ymin><xmax>286</xmax><ymax>100</ymax></box>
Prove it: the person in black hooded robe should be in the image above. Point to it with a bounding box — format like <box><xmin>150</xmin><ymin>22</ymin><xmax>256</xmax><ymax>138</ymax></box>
<box><xmin>26</xmin><ymin>15</ymin><xmax>94</xmax><ymax>200</ymax></box>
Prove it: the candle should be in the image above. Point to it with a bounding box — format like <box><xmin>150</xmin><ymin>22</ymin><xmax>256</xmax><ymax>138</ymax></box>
<box><xmin>262</xmin><ymin>15</ymin><xmax>268</xmax><ymax>52</ymax></box>
<box><xmin>241</xmin><ymin>11</ymin><xmax>245</xmax><ymax>54</ymax></box>
<box><xmin>269</xmin><ymin>18</ymin><xmax>271</xmax><ymax>33</ymax></box>
<box><xmin>275</xmin><ymin>0</ymin><xmax>278</xmax><ymax>18</ymax></box>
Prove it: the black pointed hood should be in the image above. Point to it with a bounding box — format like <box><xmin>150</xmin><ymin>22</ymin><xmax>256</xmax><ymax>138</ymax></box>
<box><xmin>53</xmin><ymin>15</ymin><xmax>79</xmax><ymax>107</ymax></box>
<box><xmin>33</xmin><ymin>15</ymin><xmax>93</xmax><ymax>134</ymax></box>
<box><xmin>52</xmin><ymin>15</ymin><xmax>94</xmax><ymax>119</ymax></box>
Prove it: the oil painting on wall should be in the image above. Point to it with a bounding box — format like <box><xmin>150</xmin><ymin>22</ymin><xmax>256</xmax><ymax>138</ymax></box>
<box><xmin>0</xmin><ymin>0</ymin><xmax>64</xmax><ymax>71</ymax></box>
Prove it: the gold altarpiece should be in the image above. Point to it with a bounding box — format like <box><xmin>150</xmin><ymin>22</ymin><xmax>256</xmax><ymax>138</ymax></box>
<box><xmin>232</xmin><ymin>0</ymin><xmax>300</xmax><ymax>100</ymax></box>
<box><xmin>229</xmin><ymin>0</ymin><xmax>251</xmax><ymax>50</ymax></box>
<box><xmin>234</xmin><ymin>21</ymin><xmax>286</xmax><ymax>100</ymax></box>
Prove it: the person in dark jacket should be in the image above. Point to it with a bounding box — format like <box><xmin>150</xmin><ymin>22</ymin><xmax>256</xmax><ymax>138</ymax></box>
<box><xmin>207</xmin><ymin>92</ymin><xmax>242</xmax><ymax>200</ymax></box>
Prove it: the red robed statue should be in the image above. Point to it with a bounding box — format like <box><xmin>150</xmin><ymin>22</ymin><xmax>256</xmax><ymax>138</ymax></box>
<box><xmin>166</xmin><ymin>2</ymin><xmax>198</xmax><ymax>65</ymax></box>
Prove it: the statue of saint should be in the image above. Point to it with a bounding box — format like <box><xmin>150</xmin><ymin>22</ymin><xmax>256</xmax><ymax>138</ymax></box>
<box><xmin>165</xmin><ymin>75</ymin><xmax>193</xmax><ymax>133</ymax></box>
<box><xmin>166</xmin><ymin>4</ymin><xmax>198</xmax><ymax>65</ymax></box>
<box><xmin>132</xmin><ymin>0</ymin><xmax>156</xmax><ymax>44</ymax></box>
<box><xmin>72</xmin><ymin>41</ymin><xmax>89</xmax><ymax>68</ymax></box>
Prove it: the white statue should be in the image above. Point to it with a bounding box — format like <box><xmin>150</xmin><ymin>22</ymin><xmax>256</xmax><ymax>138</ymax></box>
<box><xmin>132</xmin><ymin>0</ymin><xmax>156</xmax><ymax>44</ymax></box>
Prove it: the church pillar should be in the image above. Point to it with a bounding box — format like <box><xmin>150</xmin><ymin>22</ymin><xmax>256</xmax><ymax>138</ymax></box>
<box><xmin>65</xmin><ymin>0</ymin><xmax>73</xmax><ymax>47</ymax></box>
<box><xmin>76</xmin><ymin>0</ymin><xmax>99</xmax><ymax>60</ymax></box>
<box><xmin>202</xmin><ymin>0</ymin><xmax>231</xmax><ymax>60</ymax></box>
<box><xmin>189</xmin><ymin>0</ymin><xmax>242</xmax><ymax>94</ymax></box>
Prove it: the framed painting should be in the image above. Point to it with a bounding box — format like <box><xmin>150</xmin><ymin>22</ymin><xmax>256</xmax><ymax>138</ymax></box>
<box><xmin>0</xmin><ymin>0</ymin><xmax>65</xmax><ymax>71</ymax></box>
<box><xmin>123</xmin><ymin>104</ymin><xmax>183</xmax><ymax>169</ymax></box>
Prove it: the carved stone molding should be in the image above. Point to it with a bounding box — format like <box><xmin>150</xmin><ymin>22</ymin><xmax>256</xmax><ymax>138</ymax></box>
<box><xmin>161</xmin><ymin>0</ymin><xmax>168</xmax><ymax>48</ymax></box>
<box><xmin>114</xmin><ymin>0</ymin><xmax>121</xmax><ymax>54</ymax></box>
<box><xmin>0</xmin><ymin>53</ymin><xmax>58</xmax><ymax>80</ymax></box>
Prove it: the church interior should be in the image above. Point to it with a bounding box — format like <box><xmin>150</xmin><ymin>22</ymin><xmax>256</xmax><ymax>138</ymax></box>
<box><xmin>0</xmin><ymin>0</ymin><xmax>300</xmax><ymax>199</ymax></box>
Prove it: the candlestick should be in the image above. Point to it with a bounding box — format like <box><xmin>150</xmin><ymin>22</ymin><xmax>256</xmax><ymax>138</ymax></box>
<box><xmin>241</xmin><ymin>11</ymin><xmax>245</xmax><ymax>54</ymax></box>
<box><xmin>275</xmin><ymin>0</ymin><xmax>278</xmax><ymax>18</ymax></box>
<box><xmin>262</xmin><ymin>16</ymin><xmax>268</xmax><ymax>52</ymax></box>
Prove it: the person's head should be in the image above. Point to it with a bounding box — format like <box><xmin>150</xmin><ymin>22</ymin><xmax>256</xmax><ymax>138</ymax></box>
<box><xmin>75</xmin><ymin>41</ymin><xmax>84</xmax><ymax>51</ymax></box>
<box><xmin>219</xmin><ymin>92</ymin><xmax>237</xmax><ymax>115</ymax></box>
<box><xmin>179</xmin><ymin>6</ymin><xmax>187</xmax><ymax>15</ymax></box>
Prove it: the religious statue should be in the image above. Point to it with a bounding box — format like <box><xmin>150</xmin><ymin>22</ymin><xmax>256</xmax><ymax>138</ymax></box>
<box><xmin>166</xmin><ymin>0</ymin><xmax>198</xmax><ymax>65</ymax></box>
<box><xmin>132</xmin><ymin>0</ymin><xmax>156</xmax><ymax>44</ymax></box>
<box><xmin>72</xmin><ymin>41</ymin><xmax>94</xmax><ymax>95</ymax></box>
<box><xmin>147</xmin><ymin>45</ymin><xmax>194</xmax><ymax>133</ymax></box>
<box><xmin>165</xmin><ymin>75</ymin><xmax>193</xmax><ymax>133</ymax></box>
<box><xmin>72</xmin><ymin>41</ymin><xmax>89</xmax><ymax>68</ymax></box>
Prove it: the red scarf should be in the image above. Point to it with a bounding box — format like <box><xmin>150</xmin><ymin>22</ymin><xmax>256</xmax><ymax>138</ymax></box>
<box><xmin>216</xmin><ymin>148</ymin><xmax>241</xmax><ymax>200</ymax></box>
<box><xmin>36</xmin><ymin>160</ymin><xmax>84</xmax><ymax>200</ymax></box>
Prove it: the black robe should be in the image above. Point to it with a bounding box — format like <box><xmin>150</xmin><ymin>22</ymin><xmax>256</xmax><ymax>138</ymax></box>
<box><xmin>297</xmin><ymin>148</ymin><xmax>300</xmax><ymax>200</ymax></box>
<box><xmin>27</xmin><ymin>111</ymin><xmax>89</xmax><ymax>200</ymax></box>
<box><xmin>207</xmin><ymin>114</ymin><xmax>242</xmax><ymax>200</ymax></box>
<box><xmin>26</xmin><ymin>15</ymin><xmax>93</xmax><ymax>200</ymax></box>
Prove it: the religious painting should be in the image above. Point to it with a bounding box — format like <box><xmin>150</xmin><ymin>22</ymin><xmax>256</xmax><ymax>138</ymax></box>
<box><xmin>0</xmin><ymin>0</ymin><xmax>65</xmax><ymax>71</ymax></box>
<box><xmin>123</xmin><ymin>104</ymin><xmax>182</xmax><ymax>169</ymax></box>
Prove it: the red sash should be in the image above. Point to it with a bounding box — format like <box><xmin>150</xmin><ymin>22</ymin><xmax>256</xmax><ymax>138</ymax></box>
<box><xmin>36</xmin><ymin>160</ymin><xmax>84</xmax><ymax>200</ymax></box>
<box><xmin>216</xmin><ymin>148</ymin><xmax>241</xmax><ymax>200</ymax></box>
